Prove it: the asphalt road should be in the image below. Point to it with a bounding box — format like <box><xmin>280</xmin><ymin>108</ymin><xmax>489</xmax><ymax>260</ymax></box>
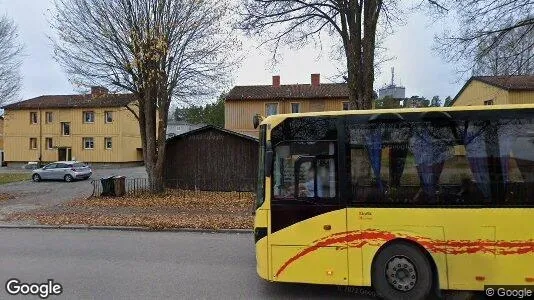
<box><xmin>0</xmin><ymin>229</ymin><xmax>377</xmax><ymax>300</ymax></box>
<box><xmin>0</xmin><ymin>167</ymin><xmax>147</xmax><ymax>221</ymax></box>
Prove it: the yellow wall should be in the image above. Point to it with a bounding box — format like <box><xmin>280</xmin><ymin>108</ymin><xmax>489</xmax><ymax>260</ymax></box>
<box><xmin>453</xmin><ymin>80</ymin><xmax>534</xmax><ymax>106</ymax></box>
<box><xmin>225</xmin><ymin>98</ymin><xmax>348</xmax><ymax>137</ymax></box>
<box><xmin>0</xmin><ymin>117</ymin><xmax>4</xmax><ymax>150</ymax></box>
<box><xmin>509</xmin><ymin>90</ymin><xmax>534</xmax><ymax>104</ymax></box>
<box><xmin>3</xmin><ymin>105</ymin><xmax>142</xmax><ymax>163</ymax></box>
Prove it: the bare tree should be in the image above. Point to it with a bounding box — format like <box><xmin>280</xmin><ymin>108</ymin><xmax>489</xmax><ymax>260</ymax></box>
<box><xmin>52</xmin><ymin>0</ymin><xmax>239</xmax><ymax>193</ymax></box>
<box><xmin>428</xmin><ymin>1</ymin><xmax>534</xmax><ymax>75</ymax></box>
<box><xmin>472</xmin><ymin>26</ymin><xmax>534</xmax><ymax>75</ymax></box>
<box><xmin>240</xmin><ymin>0</ymin><xmax>401</xmax><ymax>110</ymax></box>
<box><xmin>0</xmin><ymin>15</ymin><xmax>22</xmax><ymax>105</ymax></box>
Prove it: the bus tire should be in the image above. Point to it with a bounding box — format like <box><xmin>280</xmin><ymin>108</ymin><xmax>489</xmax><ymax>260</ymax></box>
<box><xmin>371</xmin><ymin>241</ymin><xmax>434</xmax><ymax>300</ymax></box>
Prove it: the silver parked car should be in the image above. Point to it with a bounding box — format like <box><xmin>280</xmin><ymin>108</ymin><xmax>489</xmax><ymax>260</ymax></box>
<box><xmin>32</xmin><ymin>161</ymin><xmax>92</xmax><ymax>182</ymax></box>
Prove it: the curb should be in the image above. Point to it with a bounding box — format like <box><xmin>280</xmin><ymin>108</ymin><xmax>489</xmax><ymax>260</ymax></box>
<box><xmin>0</xmin><ymin>224</ymin><xmax>253</xmax><ymax>234</ymax></box>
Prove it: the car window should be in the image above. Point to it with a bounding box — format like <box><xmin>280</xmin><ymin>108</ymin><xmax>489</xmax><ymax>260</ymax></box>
<box><xmin>56</xmin><ymin>163</ymin><xmax>68</xmax><ymax>168</ymax></box>
<box><xmin>44</xmin><ymin>163</ymin><xmax>57</xmax><ymax>169</ymax></box>
<box><xmin>73</xmin><ymin>163</ymin><xmax>85</xmax><ymax>167</ymax></box>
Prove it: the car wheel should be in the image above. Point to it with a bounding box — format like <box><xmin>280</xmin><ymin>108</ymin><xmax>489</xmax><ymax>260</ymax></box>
<box><xmin>372</xmin><ymin>241</ymin><xmax>434</xmax><ymax>300</ymax></box>
<box><xmin>32</xmin><ymin>174</ymin><xmax>41</xmax><ymax>182</ymax></box>
<box><xmin>64</xmin><ymin>174</ymin><xmax>74</xmax><ymax>182</ymax></box>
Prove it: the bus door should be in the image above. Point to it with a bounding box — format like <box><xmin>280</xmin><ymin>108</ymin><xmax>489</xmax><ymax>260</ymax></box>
<box><xmin>268</xmin><ymin>140</ymin><xmax>348</xmax><ymax>285</ymax></box>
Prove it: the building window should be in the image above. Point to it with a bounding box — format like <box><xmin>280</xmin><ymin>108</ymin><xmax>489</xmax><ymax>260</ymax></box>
<box><xmin>29</xmin><ymin>138</ymin><xmax>37</xmax><ymax>149</ymax></box>
<box><xmin>105</xmin><ymin>111</ymin><xmax>113</xmax><ymax>123</ymax></box>
<box><xmin>291</xmin><ymin>103</ymin><xmax>301</xmax><ymax>113</ymax></box>
<box><xmin>45</xmin><ymin>112</ymin><xmax>53</xmax><ymax>123</ymax></box>
<box><xmin>342</xmin><ymin>102</ymin><xmax>350</xmax><ymax>110</ymax></box>
<box><xmin>61</xmin><ymin>122</ymin><xmax>70</xmax><ymax>136</ymax></box>
<box><xmin>30</xmin><ymin>112</ymin><xmax>38</xmax><ymax>124</ymax></box>
<box><xmin>265</xmin><ymin>103</ymin><xmax>278</xmax><ymax>116</ymax></box>
<box><xmin>104</xmin><ymin>137</ymin><xmax>112</xmax><ymax>149</ymax></box>
<box><xmin>83</xmin><ymin>137</ymin><xmax>94</xmax><ymax>149</ymax></box>
<box><xmin>45</xmin><ymin>138</ymin><xmax>53</xmax><ymax>149</ymax></box>
<box><xmin>484</xmin><ymin>100</ymin><xmax>494</xmax><ymax>105</ymax></box>
<box><xmin>83</xmin><ymin>111</ymin><xmax>95</xmax><ymax>123</ymax></box>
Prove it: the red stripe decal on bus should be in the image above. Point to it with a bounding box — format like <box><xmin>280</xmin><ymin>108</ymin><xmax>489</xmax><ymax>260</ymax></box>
<box><xmin>275</xmin><ymin>230</ymin><xmax>534</xmax><ymax>277</ymax></box>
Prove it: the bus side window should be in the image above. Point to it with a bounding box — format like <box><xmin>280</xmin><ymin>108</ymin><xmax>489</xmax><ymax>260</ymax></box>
<box><xmin>497</xmin><ymin>119</ymin><xmax>534</xmax><ymax>206</ymax></box>
<box><xmin>296</xmin><ymin>160</ymin><xmax>315</xmax><ymax>197</ymax></box>
<box><xmin>347</xmin><ymin>120</ymin><xmax>490</xmax><ymax>206</ymax></box>
<box><xmin>273</xmin><ymin>142</ymin><xmax>336</xmax><ymax>200</ymax></box>
<box><xmin>295</xmin><ymin>158</ymin><xmax>336</xmax><ymax>198</ymax></box>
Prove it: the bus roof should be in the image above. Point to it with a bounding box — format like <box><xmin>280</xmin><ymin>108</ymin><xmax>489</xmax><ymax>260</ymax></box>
<box><xmin>260</xmin><ymin>103</ymin><xmax>534</xmax><ymax>128</ymax></box>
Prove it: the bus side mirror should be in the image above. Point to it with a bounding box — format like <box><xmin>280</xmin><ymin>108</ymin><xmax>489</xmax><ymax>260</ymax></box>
<box><xmin>265</xmin><ymin>150</ymin><xmax>273</xmax><ymax>177</ymax></box>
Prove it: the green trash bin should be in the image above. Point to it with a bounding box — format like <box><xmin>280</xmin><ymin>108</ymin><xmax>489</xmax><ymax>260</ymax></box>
<box><xmin>100</xmin><ymin>176</ymin><xmax>116</xmax><ymax>196</ymax></box>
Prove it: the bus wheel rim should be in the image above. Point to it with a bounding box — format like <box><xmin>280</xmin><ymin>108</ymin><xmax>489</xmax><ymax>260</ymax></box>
<box><xmin>385</xmin><ymin>256</ymin><xmax>417</xmax><ymax>292</ymax></box>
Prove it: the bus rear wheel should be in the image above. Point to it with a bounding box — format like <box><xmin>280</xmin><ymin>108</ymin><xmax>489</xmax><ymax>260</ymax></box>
<box><xmin>372</xmin><ymin>241</ymin><xmax>434</xmax><ymax>300</ymax></box>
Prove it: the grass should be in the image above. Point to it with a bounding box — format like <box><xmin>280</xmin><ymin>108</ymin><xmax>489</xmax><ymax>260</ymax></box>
<box><xmin>0</xmin><ymin>173</ymin><xmax>31</xmax><ymax>185</ymax></box>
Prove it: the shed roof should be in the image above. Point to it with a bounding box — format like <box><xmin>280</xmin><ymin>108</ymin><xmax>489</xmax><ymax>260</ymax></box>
<box><xmin>166</xmin><ymin>125</ymin><xmax>258</xmax><ymax>143</ymax></box>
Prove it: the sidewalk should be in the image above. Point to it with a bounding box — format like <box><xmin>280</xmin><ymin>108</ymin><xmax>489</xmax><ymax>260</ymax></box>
<box><xmin>6</xmin><ymin>190</ymin><xmax>254</xmax><ymax>230</ymax></box>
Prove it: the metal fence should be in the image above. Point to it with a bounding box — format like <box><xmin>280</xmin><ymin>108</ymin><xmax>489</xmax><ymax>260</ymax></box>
<box><xmin>91</xmin><ymin>177</ymin><xmax>150</xmax><ymax>197</ymax></box>
<box><xmin>91</xmin><ymin>177</ymin><xmax>256</xmax><ymax>197</ymax></box>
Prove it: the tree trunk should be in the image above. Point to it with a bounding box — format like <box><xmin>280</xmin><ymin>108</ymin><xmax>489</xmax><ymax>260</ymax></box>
<box><xmin>344</xmin><ymin>0</ymin><xmax>381</xmax><ymax>111</ymax></box>
<box><xmin>346</xmin><ymin>48</ymin><xmax>373</xmax><ymax>110</ymax></box>
<box><xmin>138</xmin><ymin>88</ymin><xmax>165</xmax><ymax>194</ymax></box>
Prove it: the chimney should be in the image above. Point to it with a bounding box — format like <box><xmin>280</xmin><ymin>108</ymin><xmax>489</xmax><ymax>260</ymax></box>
<box><xmin>91</xmin><ymin>86</ymin><xmax>109</xmax><ymax>97</ymax></box>
<box><xmin>311</xmin><ymin>73</ymin><xmax>320</xmax><ymax>86</ymax></box>
<box><xmin>272</xmin><ymin>75</ymin><xmax>280</xmax><ymax>87</ymax></box>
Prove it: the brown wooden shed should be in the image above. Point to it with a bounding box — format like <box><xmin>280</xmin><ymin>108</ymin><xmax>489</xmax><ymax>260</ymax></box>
<box><xmin>164</xmin><ymin>125</ymin><xmax>258</xmax><ymax>191</ymax></box>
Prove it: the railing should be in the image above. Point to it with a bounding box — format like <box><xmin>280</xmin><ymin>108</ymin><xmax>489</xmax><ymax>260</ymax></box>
<box><xmin>91</xmin><ymin>177</ymin><xmax>256</xmax><ymax>197</ymax></box>
<box><xmin>91</xmin><ymin>177</ymin><xmax>149</xmax><ymax>197</ymax></box>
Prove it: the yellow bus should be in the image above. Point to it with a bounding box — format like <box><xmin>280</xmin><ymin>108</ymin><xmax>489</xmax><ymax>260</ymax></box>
<box><xmin>253</xmin><ymin>104</ymin><xmax>534</xmax><ymax>300</ymax></box>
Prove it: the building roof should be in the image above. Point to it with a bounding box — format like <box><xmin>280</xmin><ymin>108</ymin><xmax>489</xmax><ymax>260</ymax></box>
<box><xmin>1</xmin><ymin>93</ymin><xmax>135</xmax><ymax>110</ymax></box>
<box><xmin>226</xmin><ymin>83</ymin><xmax>349</xmax><ymax>101</ymax></box>
<box><xmin>166</xmin><ymin>125</ymin><xmax>258</xmax><ymax>143</ymax></box>
<box><xmin>451</xmin><ymin>75</ymin><xmax>534</xmax><ymax>105</ymax></box>
<box><xmin>474</xmin><ymin>75</ymin><xmax>534</xmax><ymax>91</ymax></box>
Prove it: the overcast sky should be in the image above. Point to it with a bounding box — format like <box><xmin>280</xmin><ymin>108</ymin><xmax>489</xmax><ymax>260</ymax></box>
<box><xmin>1</xmin><ymin>0</ymin><xmax>464</xmax><ymax>104</ymax></box>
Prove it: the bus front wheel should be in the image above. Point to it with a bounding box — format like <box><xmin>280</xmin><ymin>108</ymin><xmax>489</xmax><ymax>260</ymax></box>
<box><xmin>371</xmin><ymin>241</ymin><xmax>434</xmax><ymax>300</ymax></box>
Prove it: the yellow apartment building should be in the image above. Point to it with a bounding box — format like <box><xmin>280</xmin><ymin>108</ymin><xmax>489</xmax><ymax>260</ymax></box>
<box><xmin>452</xmin><ymin>75</ymin><xmax>534</xmax><ymax>106</ymax></box>
<box><xmin>0</xmin><ymin>115</ymin><xmax>4</xmax><ymax>166</ymax></box>
<box><xmin>1</xmin><ymin>87</ymin><xmax>143</xmax><ymax>166</ymax></box>
<box><xmin>225</xmin><ymin>74</ymin><xmax>350</xmax><ymax>137</ymax></box>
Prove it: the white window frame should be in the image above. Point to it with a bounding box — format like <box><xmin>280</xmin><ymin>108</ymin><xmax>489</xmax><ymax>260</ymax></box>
<box><xmin>105</xmin><ymin>111</ymin><xmax>113</xmax><ymax>123</ymax></box>
<box><xmin>104</xmin><ymin>137</ymin><xmax>112</xmax><ymax>149</ymax></box>
<box><xmin>29</xmin><ymin>138</ymin><xmax>37</xmax><ymax>150</ymax></box>
<box><xmin>45</xmin><ymin>112</ymin><xmax>53</xmax><ymax>124</ymax></box>
<box><xmin>290</xmin><ymin>102</ymin><xmax>301</xmax><ymax>113</ymax></box>
<box><xmin>83</xmin><ymin>111</ymin><xmax>95</xmax><ymax>123</ymax></box>
<box><xmin>61</xmin><ymin>122</ymin><xmax>70</xmax><ymax>136</ymax></box>
<box><xmin>45</xmin><ymin>137</ymin><xmax>53</xmax><ymax>150</ymax></box>
<box><xmin>83</xmin><ymin>137</ymin><xmax>94</xmax><ymax>150</ymax></box>
<box><xmin>30</xmin><ymin>112</ymin><xmax>38</xmax><ymax>124</ymax></box>
<box><xmin>265</xmin><ymin>102</ymin><xmax>279</xmax><ymax>116</ymax></box>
